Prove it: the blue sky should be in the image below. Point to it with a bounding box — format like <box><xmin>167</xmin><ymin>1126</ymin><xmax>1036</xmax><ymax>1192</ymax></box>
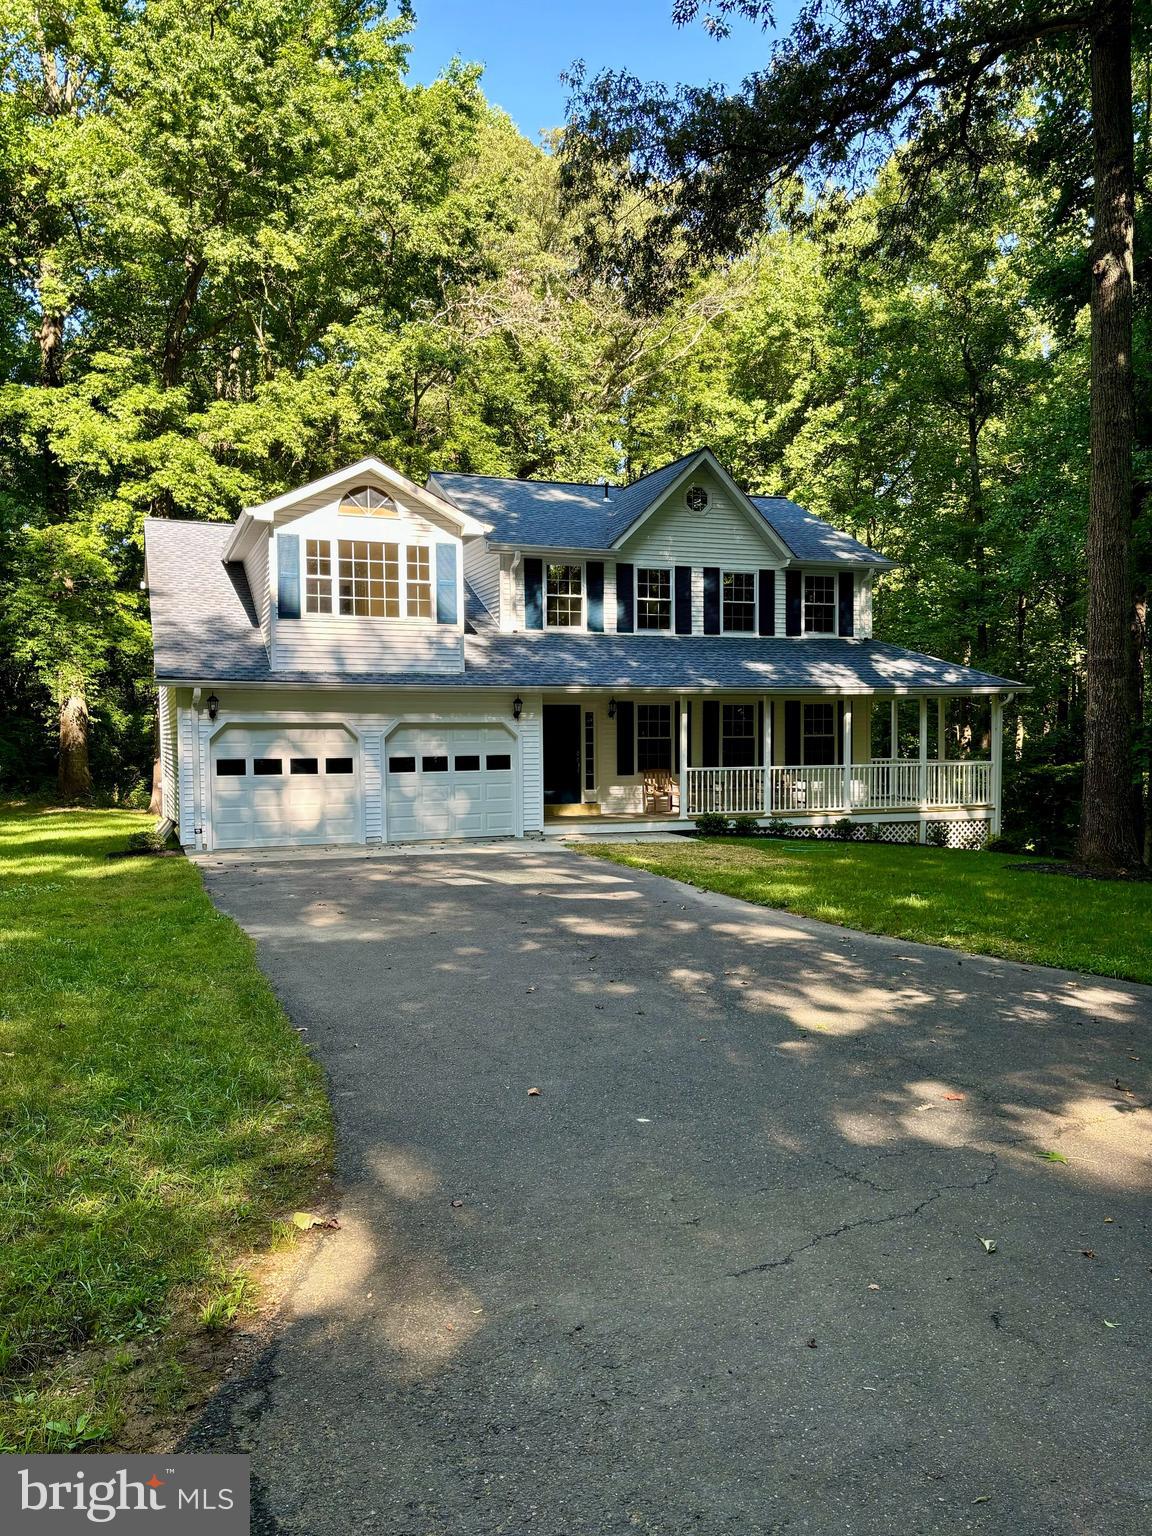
<box><xmin>404</xmin><ymin>0</ymin><xmax>793</xmax><ymax>141</ymax></box>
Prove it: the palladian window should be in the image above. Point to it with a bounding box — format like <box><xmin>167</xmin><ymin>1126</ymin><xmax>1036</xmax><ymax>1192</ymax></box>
<box><xmin>340</xmin><ymin>484</ymin><xmax>397</xmax><ymax>516</ymax></box>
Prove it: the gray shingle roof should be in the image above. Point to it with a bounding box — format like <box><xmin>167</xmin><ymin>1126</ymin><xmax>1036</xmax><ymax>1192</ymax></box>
<box><xmin>144</xmin><ymin>519</ymin><xmax>1019</xmax><ymax>692</ymax></box>
<box><xmin>145</xmin><ymin>518</ymin><xmax>271</xmax><ymax>681</ymax></box>
<box><xmin>429</xmin><ymin>454</ymin><xmax>890</xmax><ymax>564</ymax></box>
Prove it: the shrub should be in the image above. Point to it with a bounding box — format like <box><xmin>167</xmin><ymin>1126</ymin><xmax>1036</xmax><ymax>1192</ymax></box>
<box><xmin>694</xmin><ymin>812</ymin><xmax>731</xmax><ymax>836</ymax></box>
<box><xmin>925</xmin><ymin>822</ymin><xmax>948</xmax><ymax>848</ymax></box>
<box><xmin>986</xmin><ymin>834</ymin><xmax>1022</xmax><ymax>854</ymax></box>
<box><xmin>1002</xmin><ymin>761</ymin><xmax>1083</xmax><ymax>858</ymax></box>
<box><xmin>126</xmin><ymin>828</ymin><xmax>167</xmax><ymax>854</ymax></box>
<box><xmin>763</xmin><ymin>818</ymin><xmax>792</xmax><ymax>838</ymax></box>
<box><xmin>729</xmin><ymin>815</ymin><xmax>762</xmax><ymax>836</ymax></box>
<box><xmin>831</xmin><ymin>817</ymin><xmax>855</xmax><ymax>841</ymax></box>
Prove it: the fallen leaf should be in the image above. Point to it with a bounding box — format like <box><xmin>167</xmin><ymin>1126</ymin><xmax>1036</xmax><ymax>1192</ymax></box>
<box><xmin>943</xmin><ymin>1092</ymin><xmax>966</xmax><ymax>1101</ymax></box>
<box><xmin>1104</xmin><ymin>1216</ymin><xmax>1115</xmax><ymax>1223</ymax></box>
<box><xmin>867</xmin><ymin>1283</ymin><xmax>881</xmax><ymax>1291</ymax></box>
<box><xmin>1103</xmin><ymin>1319</ymin><xmax>1118</xmax><ymax>1328</ymax></box>
<box><xmin>291</xmin><ymin>1211</ymin><xmax>340</xmax><ymax>1231</ymax></box>
<box><xmin>1081</xmin><ymin>1249</ymin><xmax>1096</xmax><ymax>1259</ymax></box>
<box><xmin>979</xmin><ymin>1237</ymin><xmax>998</xmax><ymax>1253</ymax></box>
<box><xmin>1037</xmin><ymin>1149</ymin><xmax>1069</xmax><ymax>1164</ymax></box>
<box><xmin>527</xmin><ymin>1087</ymin><xmax>541</xmax><ymax>1097</ymax></box>
<box><xmin>450</xmin><ymin>1199</ymin><xmax>464</xmax><ymax>1209</ymax></box>
<box><xmin>973</xmin><ymin>1495</ymin><xmax>991</xmax><ymax>1504</ymax></box>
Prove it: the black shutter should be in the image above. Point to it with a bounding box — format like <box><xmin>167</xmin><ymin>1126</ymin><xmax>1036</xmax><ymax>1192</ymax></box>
<box><xmin>674</xmin><ymin>565</ymin><xmax>693</xmax><ymax>633</ymax></box>
<box><xmin>277</xmin><ymin>533</ymin><xmax>301</xmax><ymax>619</ymax></box>
<box><xmin>758</xmin><ymin>569</ymin><xmax>775</xmax><ymax>635</ymax></box>
<box><xmin>524</xmin><ymin>558</ymin><xmax>543</xmax><ymax>630</ymax></box>
<box><xmin>702</xmin><ymin>700</ymin><xmax>720</xmax><ymax>766</ymax></box>
<box><xmin>785</xmin><ymin>700</ymin><xmax>802</xmax><ymax>764</ymax></box>
<box><xmin>703</xmin><ymin>567</ymin><xmax>721</xmax><ymax>634</ymax></box>
<box><xmin>616</xmin><ymin>701</ymin><xmax>634</xmax><ymax>775</ymax></box>
<box><xmin>838</xmin><ymin>571</ymin><xmax>854</xmax><ymax>637</ymax></box>
<box><xmin>785</xmin><ymin>570</ymin><xmax>802</xmax><ymax>635</ymax></box>
<box><xmin>586</xmin><ymin>561</ymin><xmax>604</xmax><ymax>632</ymax></box>
<box><xmin>616</xmin><ymin>562</ymin><xmax>634</xmax><ymax>632</ymax></box>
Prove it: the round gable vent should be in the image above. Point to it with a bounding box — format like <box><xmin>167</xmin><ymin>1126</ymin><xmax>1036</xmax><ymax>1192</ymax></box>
<box><xmin>686</xmin><ymin>484</ymin><xmax>709</xmax><ymax>512</ymax></box>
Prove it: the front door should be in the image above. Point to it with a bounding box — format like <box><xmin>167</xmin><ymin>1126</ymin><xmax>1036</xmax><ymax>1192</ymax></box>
<box><xmin>543</xmin><ymin>704</ymin><xmax>583</xmax><ymax>804</ymax></box>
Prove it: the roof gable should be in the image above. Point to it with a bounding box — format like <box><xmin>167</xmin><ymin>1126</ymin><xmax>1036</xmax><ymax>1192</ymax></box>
<box><xmin>612</xmin><ymin>450</ymin><xmax>789</xmax><ymax>560</ymax></box>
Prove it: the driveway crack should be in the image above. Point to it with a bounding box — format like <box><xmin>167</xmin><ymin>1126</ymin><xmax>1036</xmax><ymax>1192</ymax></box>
<box><xmin>729</xmin><ymin>1156</ymin><xmax>999</xmax><ymax>1278</ymax></box>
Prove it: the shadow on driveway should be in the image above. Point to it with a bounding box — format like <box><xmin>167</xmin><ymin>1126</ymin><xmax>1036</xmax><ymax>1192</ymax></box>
<box><xmin>189</xmin><ymin>846</ymin><xmax>1151</xmax><ymax>1535</ymax></box>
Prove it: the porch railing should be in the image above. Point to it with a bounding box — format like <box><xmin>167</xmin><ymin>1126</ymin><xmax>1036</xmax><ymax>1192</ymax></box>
<box><xmin>684</xmin><ymin>759</ymin><xmax>993</xmax><ymax>818</ymax></box>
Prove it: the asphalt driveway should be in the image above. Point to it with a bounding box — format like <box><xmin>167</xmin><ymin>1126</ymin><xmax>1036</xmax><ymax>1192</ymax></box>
<box><xmin>192</xmin><ymin>844</ymin><xmax>1151</xmax><ymax>1535</ymax></box>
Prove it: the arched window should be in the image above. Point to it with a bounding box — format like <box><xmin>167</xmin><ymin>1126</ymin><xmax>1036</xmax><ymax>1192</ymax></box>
<box><xmin>340</xmin><ymin>484</ymin><xmax>397</xmax><ymax>516</ymax></box>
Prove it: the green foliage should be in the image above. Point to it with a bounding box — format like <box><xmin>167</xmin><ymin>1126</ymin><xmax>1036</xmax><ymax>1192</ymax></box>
<box><xmin>1002</xmin><ymin>761</ymin><xmax>1084</xmax><ymax>859</ymax></box>
<box><xmin>694</xmin><ymin>812</ymin><xmax>732</xmax><ymax>836</ymax></box>
<box><xmin>125</xmin><ymin>828</ymin><xmax>167</xmax><ymax>853</ymax></box>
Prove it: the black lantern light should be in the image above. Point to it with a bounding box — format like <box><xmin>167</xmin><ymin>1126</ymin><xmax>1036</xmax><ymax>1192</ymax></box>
<box><xmin>206</xmin><ymin>693</ymin><xmax>220</xmax><ymax>721</ymax></box>
<box><xmin>608</xmin><ymin>697</ymin><xmax>617</xmax><ymax>720</ymax></box>
<box><xmin>512</xmin><ymin>695</ymin><xmax>523</xmax><ymax>721</ymax></box>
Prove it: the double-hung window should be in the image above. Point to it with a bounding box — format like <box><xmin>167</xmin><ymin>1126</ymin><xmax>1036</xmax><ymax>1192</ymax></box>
<box><xmin>802</xmin><ymin>702</ymin><xmax>837</xmax><ymax>764</ymax></box>
<box><xmin>545</xmin><ymin>563</ymin><xmax>583</xmax><ymax>627</ymax></box>
<box><xmin>406</xmin><ymin>546</ymin><xmax>433</xmax><ymax>618</ymax></box>
<box><xmin>803</xmin><ymin>574</ymin><xmax>837</xmax><ymax>634</ymax></box>
<box><xmin>636</xmin><ymin>567</ymin><xmax>672</xmax><ymax>630</ymax></box>
<box><xmin>636</xmin><ymin>704</ymin><xmax>673</xmax><ymax>770</ymax></box>
<box><xmin>305</xmin><ymin>539</ymin><xmax>332</xmax><ymax>613</ymax></box>
<box><xmin>722</xmin><ymin>703</ymin><xmax>757</xmax><ymax>766</ymax></box>
<box><xmin>722</xmin><ymin>571</ymin><xmax>756</xmax><ymax>632</ymax></box>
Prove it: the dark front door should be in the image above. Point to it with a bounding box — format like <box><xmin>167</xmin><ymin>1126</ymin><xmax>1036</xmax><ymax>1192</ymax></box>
<box><xmin>543</xmin><ymin>704</ymin><xmax>583</xmax><ymax>804</ymax></box>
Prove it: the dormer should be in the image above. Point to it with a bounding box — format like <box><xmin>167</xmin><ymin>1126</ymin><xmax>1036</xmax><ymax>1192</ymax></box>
<box><xmin>223</xmin><ymin>458</ymin><xmax>487</xmax><ymax>676</ymax></box>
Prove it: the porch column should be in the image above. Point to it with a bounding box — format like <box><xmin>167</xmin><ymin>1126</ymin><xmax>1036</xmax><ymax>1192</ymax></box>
<box><xmin>990</xmin><ymin>694</ymin><xmax>1004</xmax><ymax>836</ymax></box>
<box><xmin>842</xmin><ymin>697</ymin><xmax>853</xmax><ymax>813</ymax></box>
<box><xmin>917</xmin><ymin>697</ymin><xmax>929</xmax><ymax>843</ymax></box>
<box><xmin>761</xmin><ymin>695</ymin><xmax>772</xmax><ymax>813</ymax></box>
<box><xmin>678</xmin><ymin>694</ymin><xmax>689</xmax><ymax>818</ymax></box>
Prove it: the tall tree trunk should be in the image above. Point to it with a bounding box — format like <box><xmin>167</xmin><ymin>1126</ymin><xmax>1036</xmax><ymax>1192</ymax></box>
<box><xmin>1078</xmin><ymin>0</ymin><xmax>1143</xmax><ymax>868</ymax></box>
<box><xmin>58</xmin><ymin>689</ymin><xmax>92</xmax><ymax>800</ymax></box>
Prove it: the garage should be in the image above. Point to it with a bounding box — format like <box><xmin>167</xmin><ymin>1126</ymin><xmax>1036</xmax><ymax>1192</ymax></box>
<box><xmin>385</xmin><ymin>725</ymin><xmax>518</xmax><ymax>841</ymax></box>
<box><xmin>211</xmin><ymin>726</ymin><xmax>362</xmax><ymax>849</ymax></box>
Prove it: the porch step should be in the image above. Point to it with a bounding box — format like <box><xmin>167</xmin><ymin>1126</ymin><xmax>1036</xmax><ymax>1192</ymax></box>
<box><xmin>544</xmin><ymin>803</ymin><xmax>603</xmax><ymax>820</ymax></box>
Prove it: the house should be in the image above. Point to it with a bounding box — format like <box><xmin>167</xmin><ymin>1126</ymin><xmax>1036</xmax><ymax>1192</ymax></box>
<box><xmin>143</xmin><ymin>448</ymin><xmax>1021</xmax><ymax>853</ymax></box>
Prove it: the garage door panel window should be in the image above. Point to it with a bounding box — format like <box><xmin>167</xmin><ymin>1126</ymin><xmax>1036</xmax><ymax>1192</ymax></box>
<box><xmin>216</xmin><ymin>758</ymin><xmax>246</xmax><ymax>776</ymax></box>
<box><xmin>388</xmin><ymin>756</ymin><xmax>416</xmax><ymax>773</ymax></box>
<box><xmin>455</xmin><ymin>755</ymin><xmax>481</xmax><ymax>771</ymax></box>
<box><xmin>486</xmin><ymin>754</ymin><xmax>511</xmax><ymax>770</ymax></box>
<box><xmin>253</xmin><ymin>758</ymin><xmax>283</xmax><ymax>775</ymax></box>
<box><xmin>421</xmin><ymin>755</ymin><xmax>449</xmax><ymax>773</ymax></box>
<box><xmin>325</xmin><ymin>757</ymin><xmax>355</xmax><ymax>774</ymax></box>
<box><xmin>290</xmin><ymin>758</ymin><xmax>318</xmax><ymax>774</ymax></box>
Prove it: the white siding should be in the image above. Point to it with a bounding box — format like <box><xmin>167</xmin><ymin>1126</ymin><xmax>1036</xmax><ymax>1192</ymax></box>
<box><xmin>462</xmin><ymin>538</ymin><xmax>500</xmax><ymax>624</ymax></box>
<box><xmin>157</xmin><ymin>685</ymin><xmax>178</xmax><ymax>823</ymax></box>
<box><xmin>518</xmin><ymin>697</ymin><xmax>544</xmax><ymax>832</ymax></box>
<box><xmin>269</xmin><ymin>498</ymin><xmax>464</xmax><ymax>675</ymax></box>
<box><xmin>619</xmin><ymin>465</ymin><xmax>784</xmax><ymax>567</ymax></box>
<box><xmin>243</xmin><ymin>534</ymin><xmax>271</xmax><ymax>653</ymax></box>
<box><xmin>176</xmin><ymin>698</ymin><xmax>198</xmax><ymax>845</ymax></box>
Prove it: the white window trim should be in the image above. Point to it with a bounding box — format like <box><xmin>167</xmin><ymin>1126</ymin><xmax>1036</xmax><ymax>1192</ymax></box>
<box><xmin>802</xmin><ymin>571</ymin><xmax>839</xmax><ymax>637</ymax></box>
<box><xmin>634</xmin><ymin>563</ymin><xmax>675</xmax><ymax>634</ymax></box>
<box><xmin>310</xmin><ymin>536</ymin><xmax>436</xmax><ymax>622</ymax></box>
<box><xmin>720</xmin><ymin>568</ymin><xmax>758</xmax><ymax>636</ymax></box>
<box><xmin>543</xmin><ymin>560</ymin><xmax>586</xmax><ymax>631</ymax></box>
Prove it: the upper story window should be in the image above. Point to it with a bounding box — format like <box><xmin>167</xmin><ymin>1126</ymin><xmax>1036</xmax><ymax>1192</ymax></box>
<box><xmin>340</xmin><ymin>484</ymin><xmax>397</xmax><ymax>517</ymax></box>
<box><xmin>803</xmin><ymin>573</ymin><xmax>837</xmax><ymax>634</ymax></box>
<box><xmin>636</xmin><ymin>567</ymin><xmax>672</xmax><ymax>630</ymax></box>
<box><xmin>722</xmin><ymin>571</ymin><xmax>756</xmax><ymax>632</ymax></box>
<box><xmin>545</xmin><ymin>563</ymin><xmax>583</xmax><ymax>627</ymax></box>
<box><xmin>306</xmin><ymin>539</ymin><xmax>332</xmax><ymax>614</ymax></box>
<box><xmin>407</xmin><ymin>546</ymin><xmax>433</xmax><ymax>618</ymax></box>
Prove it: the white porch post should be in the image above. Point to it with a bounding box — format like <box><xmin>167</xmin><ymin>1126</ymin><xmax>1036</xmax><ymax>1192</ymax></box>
<box><xmin>917</xmin><ymin>697</ymin><xmax>929</xmax><ymax>843</ymax></box>
<box><xmin>762</xmin><ymin>695</ymin><xmax>772</xmax><ymax>813</ymax></box>
<box><xmin>842</xmin><ymin>697</ymin><xmax>853</xmax><ymax>813</ymax></box>
<box><xmin>990</xmin><ymin>693</ymin><xmax>1004</xmax><ymax>836</ymax></box>
<box><xmin>678</xmin><ymin>694</ymin><xmax>689</xmax><ymax>818</ymax></box>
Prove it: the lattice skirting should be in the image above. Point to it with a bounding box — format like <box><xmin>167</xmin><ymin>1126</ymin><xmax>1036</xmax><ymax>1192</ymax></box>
<box><xmin>926</xmin><ymin>818</ymin><xmax>990</xmax><ymax>850</ymax></box>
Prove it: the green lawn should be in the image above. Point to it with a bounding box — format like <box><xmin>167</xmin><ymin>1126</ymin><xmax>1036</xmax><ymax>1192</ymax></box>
<box><xmin>0</xmin><ymin>803</ymin><xmax>333</xmax><ymax>1452</ymax></box>
<box><xmin>583</xmin><ymin>837</ymin><xmax>1152</xmax><ymax>984</ymax></box>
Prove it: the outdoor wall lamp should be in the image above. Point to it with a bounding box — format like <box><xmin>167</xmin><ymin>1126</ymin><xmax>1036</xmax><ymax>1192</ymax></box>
<box><xmin>512</xmin><ymin>696</ymin><xmax>523</xmax><ymax>721</ymax></box>
<box><xmin>206</xmin><ymin>693</ymin><xmax>220</xmax><ymax>721</ymax></box>
<box><xmin>608</xmin><ymin>697</ymin><xmax>616</xmax><ymax>720</ymax></box>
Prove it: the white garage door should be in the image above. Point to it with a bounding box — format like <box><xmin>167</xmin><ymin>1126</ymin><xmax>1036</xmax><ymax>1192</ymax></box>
<box><xmin>385</xmin><ymin>726</ymin><xmax>517</xmax><ymax>841</ymax></box>
<box><xmin>211</xmin><ymin>727</ymin><xmax>362</xmax><ymax>849</ymax></box>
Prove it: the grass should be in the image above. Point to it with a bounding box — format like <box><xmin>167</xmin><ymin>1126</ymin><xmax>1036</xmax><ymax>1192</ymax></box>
<box><xmin>582</xmin><ymin>836</ymin><xmax>1152</xmax><ymax>984</ymax></box>
<box><xmin>0</xmin><ymin>802</ymin><xmax>333</xmax><ymax>1452</ymax></box>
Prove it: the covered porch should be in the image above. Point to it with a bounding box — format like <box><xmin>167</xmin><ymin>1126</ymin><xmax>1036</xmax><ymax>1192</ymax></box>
<box><xmin>540</xmin><ymin>691</ymin><xmax>1004</xmax><ymax>840</ymax></box>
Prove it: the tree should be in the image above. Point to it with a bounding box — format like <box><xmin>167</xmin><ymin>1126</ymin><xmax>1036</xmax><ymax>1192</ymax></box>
<box><xmin>563</xmin><ymin>0</ymin><xmax>1144</xmax><ymax>868</ymax></box>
